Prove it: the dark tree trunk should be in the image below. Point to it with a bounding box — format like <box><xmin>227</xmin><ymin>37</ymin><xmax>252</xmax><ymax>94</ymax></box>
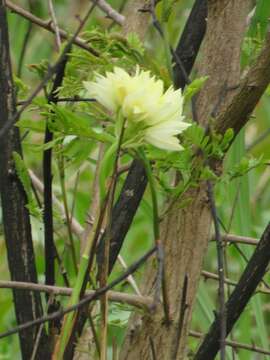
<box><xmin>0</xmin><ymin>2</ymin><xmax>50</xmax><ymax>359</ymax></box>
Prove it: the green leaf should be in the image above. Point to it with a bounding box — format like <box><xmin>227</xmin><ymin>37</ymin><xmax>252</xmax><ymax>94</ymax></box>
<box><xmin>62</xmin><ymin>136</ymin><xmax>95</xmax><ymax>167</ymax></box>
<box><xmin>16</xmin><ymin>118</ymin><xmax>46</xmax><ymax>133</ymax></box>
<box><xmin>13</xmin><ymin>75</ymin><xmax>28</xmax><ymax>97</ymax></box>
<box><xmin>13</xmin><ymin>152</ymin><xmax>42</xmax><ymax>219</ymax></box>
<box><xmin>126</xmin><ymin>32</ymin><xmax>145</xmax><ymax>56</ymax></box>
<box><xmin>184</xmin><ymin>76</ymin><xmax>209</xmax><ymax>103</ymax></box>
<box><xmin>50</xmin><ymin>105</ymin><xmax>114</xmax><ymax>143</ymax></box>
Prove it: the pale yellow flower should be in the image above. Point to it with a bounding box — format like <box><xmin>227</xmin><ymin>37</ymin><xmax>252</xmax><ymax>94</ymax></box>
<box><xmin>83</xmin><ymin>66</ymin><xmax>190</xmax><ymax>151</ymax></box>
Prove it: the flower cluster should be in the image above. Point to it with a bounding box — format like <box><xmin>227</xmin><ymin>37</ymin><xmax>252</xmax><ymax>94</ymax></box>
<box><xmin>84</xmin><ymin>67</ymin><xmax>190</xmax><ymax>151</ymax></box>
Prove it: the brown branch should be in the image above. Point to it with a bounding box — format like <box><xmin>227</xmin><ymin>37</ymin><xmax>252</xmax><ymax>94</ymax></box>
<box><xmin>47</xmin><ymin>0</ymin><xmax>61</xmax><ymax>51</ymax></box>
<box><xmin>211</xmin><ymin>234</ymin><xmax>259</xmax><ymax>246</ymax></box>
<box><xmin>189</xmin><ymin>330</ymin><xmax>270</xmax><ymax>356</ymax></box>
<box><xmin>195</xmin><ymin>222</ymin><xmax>270</xmax><ymax>359</ymax></box>
<box><xmin>0</xmin><ymin>280</ymin><xmax>152</xmax><ymax>309</ymax></box>
<box><xmin>201</xmin><ymin>270</ymin><xmax>270</xmax><ymax>295</ymax></box>
<box><xmin>6</xmin><ymin>0</ymin><xmax>99</xmax><ymax>56</ymax></box>
<box><xmin>93</xmin><ymin>0</ymin><xmax>125</xmax><ymax>25</ymax></box>
<box><xmin>0</xmin><ymin>246</ymin><xmax>157</xmax><ymax>341</ymax></box>
<box><xmin>0</xmin><ymin>1</ymin><xmax>98</xmax><ymax>139</ymax></box>
<box><xmin>215</xmin><ymin>30</ymin><xmax>270</xmax><ymax>137</ymax></box>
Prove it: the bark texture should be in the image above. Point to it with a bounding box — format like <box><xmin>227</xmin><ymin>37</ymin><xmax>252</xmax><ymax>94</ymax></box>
<box><xmin>0</xmin><ymin>1</ymin><xmax>50</xmax><ymax>359</ymax></box>
<box><xmin>122</xmin><ymin>0</ymin><xmax>151</xmax><ymax>40</ymax></box>
<box><xmin>196</xmin><ymin>0</ymin><xmax>252</xmax><ymax>124</ymax></box>
<box><xmin>120</xmin><ymin>1</ymin><xmax>251</xmax><ymax>359</ymax></box>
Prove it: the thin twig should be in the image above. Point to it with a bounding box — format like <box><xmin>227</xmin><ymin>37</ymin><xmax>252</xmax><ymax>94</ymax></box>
<box><xmin>29</xmin><ymin>170</ymin><xmax>83</xmax><ymax>237</ymax></box>
<box><xmin>0</xmin><ymin>246</ymin><xmax>157</xmax><ymax>340</ymax></box>
<box><xmin>117</xmin><ymin>255</ymin><xmax>141</xmax><ymax>296</ymax></box>
<box><xmin>6</xmin><ymin>0</ymin><xmax>98</xmax><ymax>55</ymax></box>
<box><xmin>88</xmin><ymin>311</ymin><xmax>101</xmax><ymax>356</ymax></box>
<box><xmin>0</xmin><ymin>1</ymin><xmax>99</xmax><ymax>139</ymax></box>
<box><xmin>81</xmin><ymin>144</ymin><xmax>105</xmax><ymax>253</ymax></box>
<box><xmin>172</xmin><ymin>275</ymin><xmax>189</xmax><ymax>359</ymax></box>
<box><xmin>211</xmin><ymin>233</ymin><xmax>258</xmax><ymax>246</ymax></box>
<box><xmin>17</xmin><ymin>97</ymin><xmax>96</xmax><ymax>105</ymax></box>
<box><xmin>57</xmin><ymin>153</ymin><xmax>78</xmax><ymax>274</ymax></box>
<box><xmin>48</xmin><ymin>0</ymin><xmax>61</xmax><ymax>51</ymax></box>
<box><xmin>92</xmin><ymin>0</ymin><xmax>125</xmax><ymax>25</ymax></box>
<box><xmin>29</xmin><ymin>169</ymin><xmax>141</xmax><ymax>294</ymax></box>
<box><xmin>201</xmin><ymin>270</ymin><xmax>270</xmax><ymax>295</ymax></box>
<box><xmin>149</xmin><ymin>336</ymin><xmax>157</xmax><ymax>360</ymax></box>
<box><xmin>189</xmin><ymin>330</ymin><xmax>270</xmax><ymax>356</ymax></box>
<box><xmin>0</xmin><ymin>280</ymin><xmax>152</xmax><ymax>309</ymax></box>
<box><xmin>30</xmin><ymin>294</ymin><xmax>54</xmax><ymax>360</ymax></box>
<box><xmin>17</xmin><ymin>9</ymin><xmax>32</xmax><ymax>77</ymax></box>
<box><xmin>246</xmin><ymin>127</ymin><xmax>270</xmax><ymax>151</ymax></box>
<box><xmin>207</xmin><ymin>181</ymin><xmax>226</xmax><ymax>360</ymax></box>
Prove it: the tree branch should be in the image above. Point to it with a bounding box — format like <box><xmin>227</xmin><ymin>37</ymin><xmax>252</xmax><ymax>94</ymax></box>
<box><xmin>189</xmin><ymin>330</ymin><xmax>270</xmax><ymax>356</ymax></box>
<box><xmin>93</xmin><ymin>0</ymin><xmax>125</xmax><ymax>25</ymax></box>
<box><xmin>0</xmin><ymin>1</ymin><xmax>49</xmax><ymax>358</ymax></box>
<box><xmin>215</xmin><ymin>31</ymin><xmax>270</xmax><ymax>137</ymax></box>
<box><xmin>212</xmin><ymin>233</ymin><xmax>259</xmax><ymax>246</ymax></box>
<box><xmin>0</xmin><ymin>246</ymin><xmax>156</xmax><ymax>341</ymax></box>
<box><xmin>195</xmin><ymin>222</ymin><xmax>270</xmax><ymax>359</ymax></box>
<box><xmin>0</xmin><ymin>1</ymin><xmax>98</xmax><ymax>139</ymax></box>
<box><xmin>43</xmin><ymin>49</ymin><xmax>69</xmax><ymax>288</ymax></box>
<box><xmin>6</xmin><ymin>0</ymin><xmax>99</xmax><ymax>56</ymax></box>
<box><xmin>173</xmin><ymin>0</ymin><xmax>207</xmax><ymax>89</ymax></box>
<box><xmin>0</xmin><ymin>281</ymin><xmax>152</xmax><ymax>310</ymax></box>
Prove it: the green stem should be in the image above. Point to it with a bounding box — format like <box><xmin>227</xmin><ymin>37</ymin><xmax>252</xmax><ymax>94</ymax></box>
<box><xmin>99</xmin><ymin>141</ymin><xmax>118</xmax><ymax>203</ymax></box>
<box><xmin>57</xmin><ymin>255</ymin><xmax>88</xmax><ymax>358</ymax></box>
<box><xmin>57</xmin><ymin>114</ymin><xmax>125</xmax><ymax>358</ymax></box>
<box><xmin>57</xmin><ymin>213</ymin><xmax>100</xmax><ymax>358</ymax></box>
<box><xmin>57</xmin><ymin>153</ymin><xmax>77</xmax><ymax>274</ymax></box>
<box><xmin>163</xmin><ymin>24</ymin><xmax>173</xmax><ymax>80</ymax></box>
<box><xmin>137</xmin><ymin>149</ymin><xmax>171</xmax><ymax>321</ymax></box>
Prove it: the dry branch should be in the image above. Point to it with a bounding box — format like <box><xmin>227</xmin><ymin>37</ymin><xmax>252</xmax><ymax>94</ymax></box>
<box><xmin>189</xmin><ymin>330</ymin><xmax>270</xmax><ymax>356</ymax></box>
<box><xmin>6</xmin><ymin>0</ymin><xmax>98</xmax><ymax>56</ymax></box>
<box><xmin>0</xmin><ymin>281</ymin><xmax>152</xmax><ymax>309</ymax></box>
<box><xmin>93</xmin><ymin>0</ymin><xmax>125</xmax><ymax>25</ymax></box>
<box><xmin>213</xmin><ymin>234</ymin><xmax>259</xmax><ymax>246</ymax></box>
<box><xmin>0</xmin><ymin>246</ymin><xmax>156</xmax><ymax>341</ymax></box>
<box><xmin>201</xmin><ymin>270</ymin><xmax>270</xmax><ymax>295</ymax></box>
